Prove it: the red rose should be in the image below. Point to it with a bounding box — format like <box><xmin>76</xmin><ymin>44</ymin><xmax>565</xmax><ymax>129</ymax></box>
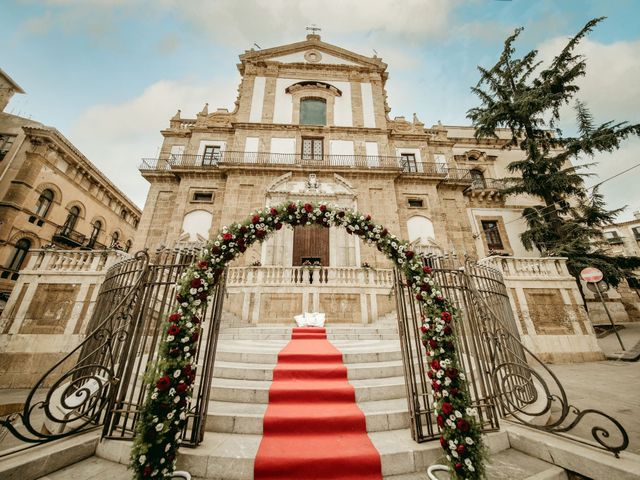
<box><xmin>168</xmin><ymin>324</ymin><xmax>180</xmax><ymax>336</ymax></box>
<box><xmin>275</xmin><ymin>222</ymin><xmax>283</xmax><ymax>230</ymax></box>
<box><xmin>270</xmin><ymin>207</ymin><xmax>278</xmax><ymax>216</ymax></box>
<box><xmin>303</xmin><ymin>203</ymin><xmax>313</xmax><ymax>213</ymax></box>
<box><xmin>176</xmin><ymin>293</ymin><xmax>185</xmax><ymax>303</ymax></box>
<box><xmin>252</xmin><ymin>215</ymin><xmax>260</xmax><ymax>224</ymax></box>
<box><xmin>191</xmin><ymin>278</ymin><xmax>203</xmax><ymax>289</ymax></box>
<box><xmin>427</xmin><ymin>370</ymin><xmax>434</xmax><ymax>379</ymax></box>
<box><xmin>443</xmin><ymin>326</ymin><xmax>452</xmax><ymax>335</ymax></box>
<box><xmin>168</xmin><ymin>313</ymin><xmax>181</xmax><ymax>323</ymax></box>
<box><xmin>256</xmin><ymin>229</ymin><xmax>266</xmax><ymax>239</ymax></box>
<box><xmin>445</xmin><ymin>368</ymin><xmax>459</xmax><ymax>379</ymax></box>
<box><xmin>381</xmin><ymin>228</ymin><xmax>388</xmax><ymax>236</ymax></box>
<box><xmin>420</xmin><ymin>324</ymin><xmax>428</xmax><ymax>333</ymax></box>
<box><xmin>169</xmin><ymin>347</ymin><xmax>180</xmax><ymax>357</ymax></box>
<box><xmin>212</xmin><ymin>246</ymin><xmax>220</xmax><ymax>254</ymax></box>
<box><xmin>156</xmin><ymin>375</ymin><xmax>171</xmax><ymax>391</ymax></box>
<box><xmin>319</xmin><ymin>204</ymin><xmax>327</xmax><ymax>212</ymax></box>
<box><xmin>143</xmin><ymin>465</ymin><xmax>152</xmax><ymax>476</ymax></box>
<box><xmin>337</xmin><ymin>211</ymin><xmax>345</xmax><ymax>218</ymax></box>
<box><xmin>442</xmin><ymin>402</ymin><xmax>453</xmax><ymax>415</ymax></box>
<box><xmin>428</xmin><ymin>339</ymin><xmax>437</xmax><ymax>349</ymax></box>
<box><xmin>176</xmin><ymin>383</ymin><xmax>188</xmax><ymax>393</ymax></box>
<box><xmin>456</xmin><ymin>419</ymin><xmax>470</xmax><ymax>432</ymax></box>
<box><xmin>441</xmin><ymin>311</ymin><xmax>452</xmax><ymax>323</ymax></box>
<box><xmin>191</xmin><ymin>332</ymin><xmax>199</xmax><ymax>343</ymax></box>
<box><xmin>415</xmin><ymin>293</ymin><xmax>424</xmax><ymax>301</ymax></box>
<box><xmin>456</xmin><ymin>444</ymin><xmax>465</xmax><ymax>454</ymax></box>
<box><xmin>431</xmin><ymin>359</ymin><xmax>440</xmax><ymax>370</ymax></box>
<box><xmin>239</xmin><ymin>226</ymin><xmax>248</xmax><ymax>234</ymax></box>
<box><xmin>451</xmin><ymin>387</ymin><xmax>459</xmax><ymax>396</ymax></box>
<box><xmin>405</xmin><ymin>250</ymin><xmax>414</xmax><ymax>259</ymax></box>
<box><xmin>192</xmin><ymin>315</ymin><xmax>201</xmax><ymax>324</ymax></box>
<box><xmin>365</xmin><ymin>214</ymin><xmax>371</xmax><ymax>221</ymax></box>
<box><xmin>435</xmin><ymin>295</ymin><xmax>444</xmax><ymax>303</ymax></box>
<box><xmin>420</xmin><ymin>284</ymin><xmax>431</xmax><ymax>292</ymax></box>
<box><xmin>437</xmin><ymin>415</ymin><xmax>444</xmax><ymax>427</ymax></box>
<box><xmin>432</xmin><ymin>382</ymin><xmax>440</xmax><ymax>392</ymax></box>
<box><xmin>287</xmin><ymin>203</ymin><xmax>296</xmax><ymax>212</ymax></box>
<box><xmin>183</xmin><ymin>364</ymin><xmax>193</xmax><ymax>375</ymax></box>
<box><xmin>455</xmin><ymin>463</ymin><xmax>463</xmax><ymax>471</ymax></box>
<box><xmin>197</xmin><ymin>260</ymin><xmax>209</xmax><ymax>269</ymax></box>
<box><xmin>223</xmin><ymin>233</ymin><xmax>233</xmax><ymax>241</ymax></box>
<box><xmin>423</xmin><ymin>266</ymin><xmax>432</xmax><ymax>274</ymax></box>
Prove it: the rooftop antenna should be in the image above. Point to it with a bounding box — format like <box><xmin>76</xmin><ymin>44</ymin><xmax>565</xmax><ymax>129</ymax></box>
<box><xmin>253</xmin><ymin>43</ymin><xmax>261</xmax><ymax>49</ymax></box>
<box><xmin>306</xmin><ymin>24</ymin><xmax>321</xmax><ymax>35</ymax></box>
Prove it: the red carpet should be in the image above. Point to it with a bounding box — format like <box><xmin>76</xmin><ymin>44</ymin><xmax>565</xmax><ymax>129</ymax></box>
<box><xmin>254</xmin><ymin>327</ymin><xmax>383</xmax><ymax>480</ymax></box>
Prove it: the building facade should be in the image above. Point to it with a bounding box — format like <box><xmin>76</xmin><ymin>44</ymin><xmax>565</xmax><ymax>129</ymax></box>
<box><xmin>0</xmin><ymin>69</ymin><xmax>141</xmax><ymax>307</ymax></box>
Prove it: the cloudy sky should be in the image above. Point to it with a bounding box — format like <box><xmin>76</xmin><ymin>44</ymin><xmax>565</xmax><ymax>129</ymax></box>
<box><xmin>2</xmin><ymin>0</ymin><xmax>639</xmax><ymax>219</ymax></box>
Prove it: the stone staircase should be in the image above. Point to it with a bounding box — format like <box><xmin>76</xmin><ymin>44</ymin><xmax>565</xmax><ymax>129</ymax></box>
<box><xmin>93</xmin><ymin>322</ymin><xmax>571</xmax><ymax>479</ymax></box>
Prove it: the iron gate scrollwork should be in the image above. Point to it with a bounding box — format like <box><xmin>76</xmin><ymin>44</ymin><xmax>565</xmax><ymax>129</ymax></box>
<box><xmin>394</xmin><ymin>253</ymin><xmax>629</xmax><ymax>456</ymax></box>
<box><xmin>0</xmin><ymin>251</ymin><xmax>149</xmax><ymax>446</ymax></box>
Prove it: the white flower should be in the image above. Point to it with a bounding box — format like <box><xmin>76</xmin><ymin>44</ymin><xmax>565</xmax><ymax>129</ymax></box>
<box><xmin>174</xmin><ymin>396</ymin><xmax>181</xmax><ymax>403</ymax></box>
<box><xmin>451</xmin><ymin>451</ymin><xmax>459</xmax><ymax>458</ymax></box>
<box><xmin>465</xmin><ymin>437</ymin><xmax>474</xmax><ymax>445</ymax></box>
<box><xmin>455</xmin><ymin>410</ymin><xmax>462</xmax><ymax>418</ymax></box>
<box><xmin>465</xmin><ymin>458</ymin><xmax>472</xmax><ymax>466</ymax></box>
<box><xmin>189</xmin><ymin>288</ymin><xmax>197</xmax><ymax>295</ymax></box>
<box><xmin>174</xmin><ymin>370</ymin><xmax>181</xmax><ymax>378</ymax></box>
<box><xmin>155</xmin><ymin>423</ymin><xmax>164</xmax><ymax>432</ymax></box>
<box><xmin>139</xmin><ymin>455</ymin><xmax>146</xmax><ymax>464</ymax></box>
<box><xmin>169</xmin><ymin>388</ymin><xmax>176</xmax><ymax>396</ymax></box>
<box><xmin>184</xmin><ymin>346</ymin><xmax>190</xmax><ymax>352</ymax></box>
<box><xmin>160</xmin><ymin>458</ymin><xmax>165</xmax><ymax>464</ymax></box>
<box><xmin>166</xmin><ymin>335</ymin><xmax>174</xmax><ymax>342</ymax></box>
<box><xmin>165</xmin><ymin>443</ymin><xmax>171</xmax><ymax>452</ymax></box>
<box><xmin>151</xmin><ymin>393</ymin><xmax>158</xmax><ymax>400</ymax></box>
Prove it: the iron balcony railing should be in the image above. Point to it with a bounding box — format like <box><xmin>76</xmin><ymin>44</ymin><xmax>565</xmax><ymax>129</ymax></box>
<box><xmin>53</xmin><ymin>225</ymin><xmax>87</xmax><ymax>247</ymax></box>
<box><xmin>139</xmin><ymin>152</ymin><xmax>472</xmax><ymax>182</ymax></box>
<box><xmin>465</xmin><ymin>177</ymin><xmax>506</xmax><ymax>193</ymax></box>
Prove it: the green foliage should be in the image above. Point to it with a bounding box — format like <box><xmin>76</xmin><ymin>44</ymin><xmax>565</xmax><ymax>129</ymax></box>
<box><xmin>468</xmin><ymin>17</ymin><xmax>640</xmax><ymax>286</ymax></box>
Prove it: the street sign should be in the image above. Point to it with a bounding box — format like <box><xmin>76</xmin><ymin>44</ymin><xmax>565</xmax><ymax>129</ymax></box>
<box><xmin>580</xmin><ymin>267</ymin><xmax>603</xmax><ymax>283</ymax></box>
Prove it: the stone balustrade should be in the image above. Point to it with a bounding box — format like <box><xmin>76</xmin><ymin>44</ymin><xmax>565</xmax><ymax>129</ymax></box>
<box><xmin>24</xmin><ymin>249</ymin><xmax>131</xmax><ymax>273</ymax></box>
<box><xmin>227</xmin><ymin>266</ymin><xmax>393</xmax><ymax>288</ymax></box>
<box><xmin>478</xmin><ymin>256</ymin><xmax>573</xmax><ymax>280</ymax></box>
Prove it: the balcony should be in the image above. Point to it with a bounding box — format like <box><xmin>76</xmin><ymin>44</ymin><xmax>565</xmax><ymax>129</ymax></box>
<box><xmin>140</xmin><ymin>152</ymin><xmax>472</xmax><ymax>183</ymax></box>
<box><xmin>464</xmin><ymin>178</ymin><xmax>506</xmax><ymax>200</ymax></box>
<box><xmin>52</xmin><ymin>226</ymin><xmax>86</xmax><ymax>248</ymax></box>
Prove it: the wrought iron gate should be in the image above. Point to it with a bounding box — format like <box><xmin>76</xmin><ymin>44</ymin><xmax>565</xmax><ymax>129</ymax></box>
<box><xmin>1</xmin><ymin>247</ymin><xmax>225</xmax><ymax>451</ymax></box>
<box><xmin>395</xmin><ymin>253</ymin><xmax>629</xmax><ymax>456</ymax></box>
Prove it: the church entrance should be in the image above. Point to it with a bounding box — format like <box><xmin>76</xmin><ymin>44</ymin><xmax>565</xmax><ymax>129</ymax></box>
<box><xmin>292</xmin><ymin>225</ymin><xmax>329</xmax><ymax>266</ymax></box>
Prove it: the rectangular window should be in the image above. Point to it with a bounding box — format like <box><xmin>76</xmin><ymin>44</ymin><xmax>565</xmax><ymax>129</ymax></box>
<box><xmin>302</xmin><ymin>138</ymin><xmax>323</xmax><ymax>160</ymax></box>
<box><xmin>202</xmin><ymin>145</ymin><xmax>221</xmax><ymax>165</ymax></box>
<box><xmin>192</xmin><ymin>191</ymin><xmax>214</xmax><ymax>203</ymax></box>
<box><xmin>401</xmin><ymin>153</ymin><xmax>417</xmax><ymax>172</ymax></box>
<box><xmin>408</xmin><ymin>199</ymin><xmax>423</xmax><ymax>208</ymax></box>
<box><xmin>633</xmin><ymin>227</ymin><xmax>640</xmax><ymax>240</ymax></box>
<box><xmin>300</xmin><ymin>98</ymin><xmax>327</xmax><ymax>125</ymax></box>
<box><xmin>0</xmin><ymin>134</ymin><xmax>16</xmax><ymax>162</ymax></box>
<box><xmin>481</xmin><ymin>220</ymin><xmax>504</xmax><ymax>250</ymax></box>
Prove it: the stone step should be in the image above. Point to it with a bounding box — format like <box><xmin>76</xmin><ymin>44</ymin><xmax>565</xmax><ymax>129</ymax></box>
<box><xmin>213</xmin><ymin>359</ymin><xmax>404</xmax><ymax>381</ymax></box>
<box><xmin>215</xmin><ymin>340</ymin><xmax>403</xmax><ymax>364</ymax></box>
<box><xmin>96</xmin><ymin>429</ymin><xmax>511</xmax><ymax>479</ymax></box>
<box><xmin>206</xmin><ymin>397</ymin><xmax>411</xmax><ymax>434</ymax></box>
<box><xmin>209</xmin><ymin>375</ymin><xmax>408</xmax><ymax>404</ymax></box>
<box><xmin>218</xmin><ymin>332</ymin><xmax>401</xmax><ymax>341</ymax></box>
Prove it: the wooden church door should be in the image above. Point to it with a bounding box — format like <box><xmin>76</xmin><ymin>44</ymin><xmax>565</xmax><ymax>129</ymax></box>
<box><xmin>292</xmin><ymin>226</ymin><xmax>330</xmax><ymax>266</ymax></box>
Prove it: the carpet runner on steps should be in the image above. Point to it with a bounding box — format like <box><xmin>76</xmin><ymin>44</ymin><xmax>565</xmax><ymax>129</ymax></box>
<box><xmin>254</xmin><ymin>327</ymin><xmax>383</xmax><ymax>480</ymax></box>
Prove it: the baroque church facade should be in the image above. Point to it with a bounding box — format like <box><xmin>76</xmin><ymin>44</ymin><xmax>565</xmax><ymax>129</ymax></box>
<box><xmin>134</xmin><ymin>34</ymin><xmax>540</xmax><ymax>323</ymax></box>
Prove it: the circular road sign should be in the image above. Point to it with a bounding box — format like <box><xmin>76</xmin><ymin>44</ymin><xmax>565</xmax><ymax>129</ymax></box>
<box><xmin>580</xmin><ymin>267</ymin><xmax>603</xmax><ymax>283</ymax></box>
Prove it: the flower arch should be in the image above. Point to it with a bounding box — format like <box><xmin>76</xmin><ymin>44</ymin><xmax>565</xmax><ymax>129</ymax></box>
<box><xmin>131</xmin><ymin>201</ymin><xmax>486</xmax><ymax>479</ymax></box>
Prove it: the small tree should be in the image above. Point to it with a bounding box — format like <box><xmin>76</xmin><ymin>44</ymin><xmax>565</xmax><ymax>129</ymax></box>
<box><xmin>467</xmin><ymin>17</ymin><xmax>640</xmax><ymax>294</ymax></box>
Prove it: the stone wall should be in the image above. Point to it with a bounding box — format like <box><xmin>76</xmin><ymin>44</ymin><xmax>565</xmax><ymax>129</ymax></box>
<box><xmin>480</xmin><ymin>256</ymin><xmax>604</xmax><ymax>363</ymax></box>
<box><xmin>0</xmin><ymin>249</ymin><xmax>129</xmax><ymax>388</ymax></box>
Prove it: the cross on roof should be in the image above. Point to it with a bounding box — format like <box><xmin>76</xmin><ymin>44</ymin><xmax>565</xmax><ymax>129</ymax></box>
<box><xmin>306</xmin><ymin>24</ymin><xmax>321</xmax><ymax>35</ymax></box>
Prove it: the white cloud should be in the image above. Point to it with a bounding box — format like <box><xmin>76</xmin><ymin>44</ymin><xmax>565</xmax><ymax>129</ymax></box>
<box><xmin>67</xmin><ymin>75</ymin><xmax>239</xmax><ymax>208</ymax></box>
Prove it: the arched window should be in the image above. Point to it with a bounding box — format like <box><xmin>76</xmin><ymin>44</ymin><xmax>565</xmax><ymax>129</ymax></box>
<box><xmin>111</xmin><ymin>231</ymin><xmax>120</xmax><ymax>248</ymax></box>
<box><xmin>34</xmin><ymin>189</ymin><xmax>54</xmax><ymax>217</ymax></box>
<box><xmin>407</xmin><ymin>216</ymin><xmax>436</xmax><ymax>245</ymax></box>
<box><xmin>62</xmin><ymin>206</ymin><xmax>80</xmax><ymax>234</ymax></box>
<box><xmin>7</xmin><ymin>238</ymin><xmax>31</xmax><ymax>271</ymax></box>
<box><xmin>300</xmin><ymin>98</ymin><xmax>327</xmax><ymax>125</ymax></box>
<box><xmin>88</xmin><ymin>220</ymin><xmax>102</xmax><ymax>248</ymax></box>
<box><xmin>470</xmin><ymin>169</ymin><xmax>485</xmax><ymax>188</ymax></box>
<box><xmin>125</xmin><ymin>239</ymin><xmax>132</xmax><ymax>253</ymax></box>
<box><xmin>181</xmin><ymin>210</ymin><xmax>213</xmax><ymax>242</ymax></box>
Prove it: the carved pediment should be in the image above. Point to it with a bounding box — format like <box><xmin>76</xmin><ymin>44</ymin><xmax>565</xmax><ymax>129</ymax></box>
<box><xmin>266</xmin><ymin>172</ymin><xmax>357</xmax><ymax>198</ymax></box>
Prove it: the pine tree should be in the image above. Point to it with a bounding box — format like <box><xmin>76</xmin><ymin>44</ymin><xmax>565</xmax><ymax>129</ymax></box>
<box><xmin>467</xmin><ymin>17</ymin><xmax>640</xmax><ymax>293</ymax></box>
